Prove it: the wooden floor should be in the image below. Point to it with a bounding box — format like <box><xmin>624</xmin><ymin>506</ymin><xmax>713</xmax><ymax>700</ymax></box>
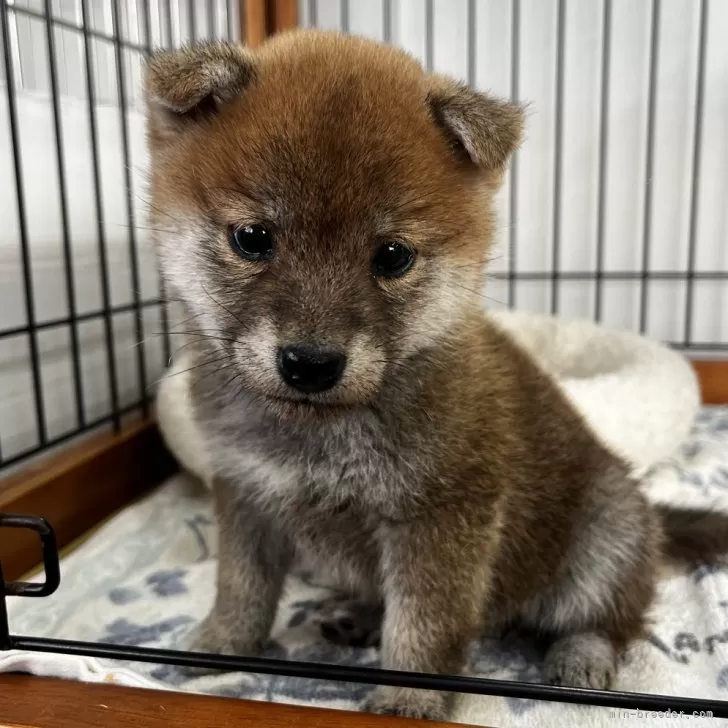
<box><xmin>0</xmin><ymin>675</ymin><xmax>472</xmax><ymax>728</ymax></box>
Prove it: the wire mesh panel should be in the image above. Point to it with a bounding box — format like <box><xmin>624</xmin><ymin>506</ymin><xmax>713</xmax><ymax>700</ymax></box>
<box><xmin>2</xmin><ymin>0</ymin><xmax>728</xmax><ymax>470</ymax></box>
<box><xmin>301</xmin><ymin>0</ymin><xmax>728</xmax><ymax>353</ymax></box>
<box><xmin>0</xmin><ymin>0</ymin><xmax>241</xmax><ymax>469</ymax></box>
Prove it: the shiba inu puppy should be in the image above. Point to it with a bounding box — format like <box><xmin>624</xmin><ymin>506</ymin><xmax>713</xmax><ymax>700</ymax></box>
<box><xmin>145</xmin><ymin>30</ymin><xmax>727</xmax><ymax>719</ymax></box>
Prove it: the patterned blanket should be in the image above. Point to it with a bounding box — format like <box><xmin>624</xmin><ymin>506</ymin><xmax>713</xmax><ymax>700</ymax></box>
<box><xmin>5</xmin><ymin>407</ymin><xmax>728</xmax><ymax>726</ymax></box>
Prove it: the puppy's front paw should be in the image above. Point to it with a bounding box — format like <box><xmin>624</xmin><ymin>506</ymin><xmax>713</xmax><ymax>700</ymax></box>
<box><xmin>543</xmin><ymin>633</ymin><xmax>616</xmax><ymax>690</ymax></box>
<box><xmin>363</xmin><ymin>686</ymin><xmax>450</xmax><ymax>721</ymax></box>
<box><xmin>179</xmin><ymin>615</ymin><xmax>264</xmax><ymax>675</ymax></box>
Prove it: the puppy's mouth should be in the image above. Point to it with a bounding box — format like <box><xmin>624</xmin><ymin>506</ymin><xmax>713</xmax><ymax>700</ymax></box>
<box><xmin>271</xmin><ymin>393</ymin><xmax>330</xmax><ymax>406</ymax></box>
<box><xmin>263</xmin><ymin>391</ymin><xmax>360</xmax><ymax>419</ymax></box>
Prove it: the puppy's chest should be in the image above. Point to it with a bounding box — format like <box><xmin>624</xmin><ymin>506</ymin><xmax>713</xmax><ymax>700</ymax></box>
<box><xmin>209</xmin><ymin>408</ymin><xmax>417</xmax><ymax>518</ymax></box>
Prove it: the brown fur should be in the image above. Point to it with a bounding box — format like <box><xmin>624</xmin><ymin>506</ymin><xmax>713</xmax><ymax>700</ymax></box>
<box><xmin>657</xmin><ymin>505</ymin><xmax>728</xmax><ymax>567</ymax></box>
<box><xmin>144</xmin><ymin>30</ymin><xmax>727</xmax><ymax>720</ymax></box>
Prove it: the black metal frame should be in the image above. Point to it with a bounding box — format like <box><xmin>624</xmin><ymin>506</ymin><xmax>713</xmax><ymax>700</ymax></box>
<box><xmin>0</xmin><ymin>515</ymin><xmax>725</xmax><ymax>719</ymax></box>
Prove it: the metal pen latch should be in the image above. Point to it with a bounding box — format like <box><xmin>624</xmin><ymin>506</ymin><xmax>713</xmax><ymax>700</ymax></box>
<box><xmin>0</xmin><ymin>514</ymin><xmax>61</xmax><ymax>650</ymax></box>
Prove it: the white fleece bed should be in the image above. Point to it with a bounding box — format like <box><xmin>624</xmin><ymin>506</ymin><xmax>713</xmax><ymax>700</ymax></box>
<box><xmin>4</xmin><ymin>314</ymin><xmax>728</xmax><ymax>727</ymax></box>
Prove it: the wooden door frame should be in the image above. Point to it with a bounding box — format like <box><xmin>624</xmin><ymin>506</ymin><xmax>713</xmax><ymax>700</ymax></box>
<box><xmin>242</xmin><ymin>0</ymin><xmax>299</xmax><ymax>47</ymax></box>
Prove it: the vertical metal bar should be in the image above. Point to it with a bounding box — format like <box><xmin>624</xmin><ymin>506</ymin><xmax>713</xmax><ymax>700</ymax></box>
<box><xmin>594</xmin><ymin>0</ymin><xmax>612</xmax><ymax>322</ymax></box>
<box><xmin>6</xmin><ymin>1</ymin><xmax>24</xmax><ymax>90</ymax></box>
<box><xmin>188</xmin><ymin>0</ymin><xmax>196</xmax><ymax>42</ymax></box>
<box><xmin>382</xmin><ymin>0</ymin><xmax>391</xmax><ymax>43</ymax></box>
<box><xmin>424</xmin><ymin>0</ymin><xmax>433</xmax><ymax>71</ymax></box>
<box><xmin>639</xmin><ymin>0</ymin><xmax>660</xmax><ymax>334</ymax></box>
<box><xmin>207</xmin><ymin>0</ymin><xmax>216</xmax><ymax>39</ymax></box>
<box><xmin>340</xmin><ymin>0</ymin><xmax>348</xmax><ymax>33</ymax></box>
<box><xmin>43</xmin><ymin>0</ymin><xmax>86</xmax><ymax>428</ymax></box>
<box><xmin>550</xmin><ymin>0</ymin><xmax>565</xmax><ymax>315</ymax></box>
<box><xmin>0</xmin><ymin>0</ymin><xmax>48</xmax><ymax>445</ymax></box>
<box><xmin>225</xmin><ymin>0</ymin><xmax>232</xmax><ymax>41</ymax></box>
<box><xmin>308</xmin><ymin>0</ymin><xmax>317</xmax><ymax>28</ymax></box>
<box><xmin>508</xmin><ymin>0</ymin><xmax>520</xmax><ymax>309</ymax></box>
<box><xmin>140</xmin><ymin>0</ymin><xmax>171</xmax><ymax>367</ymax></box>
<box><xmin>140</xmin><ymin>0</ymin><xmax>152</xmax><ymax>52</ymax></box>
<box><xmin>683</xmin><ymin>0</ymin><xmax>708</xmax><ymax>348</ymax></box>
<box><xmin>111</xmin><ymin>0</ymin><xmax>149</xmax><ymax>414</ymax></box>
<box><xmin>80</xmin><ymin>0</ymin><xmax>121</xmax><ymax>430</ymax></box>
<box><xmin>163</xmin><ymin>0</ymin><xmax>173</xmax><ymax>46</ymax></box>
<box><xmin>466</xmin><ymin>0</ymin><xmax>476</xmax><ymax>88</ymax></box>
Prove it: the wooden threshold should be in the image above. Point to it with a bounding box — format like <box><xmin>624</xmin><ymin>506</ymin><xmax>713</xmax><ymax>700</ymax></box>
<box><xmin>0</xmin><ymin>418</ymin><xmax>177</xmax><ymax>582</ymax></box>
<box><xmin>0</xmin><ymin>675</ymin><xmax>472</xmax><ymax>728</ymax></box>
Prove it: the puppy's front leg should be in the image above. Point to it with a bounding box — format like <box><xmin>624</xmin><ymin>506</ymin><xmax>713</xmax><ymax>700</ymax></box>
<box><xmin>189</xmin><ymin>477</ymin><xmax>289</xmax><ymax>657</ymax></box>
<box><xmin>365</xmin><ymin>514</ymin><xmax>498</xmax><ymax>720</ymax></box>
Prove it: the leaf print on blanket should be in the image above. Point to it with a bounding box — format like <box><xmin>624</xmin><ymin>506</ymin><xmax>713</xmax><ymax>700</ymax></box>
<box><xmin>108</xmin><ymin>587</ymin><xmax>141</xmax><ymax>605</ymax></box>
<box><xmin>147</xmin><ymin>569</ymin><xmax>189</xmax><ymax>597</ymax></box>
<box><xmin>718</xmin><ymin>666</ymin><xmax>728</xmax><ymax>690</ymax></box>
<box><xmin>184</xmin><ymin>514</ymin><xmax>213</xmax><ymax>561</ymax></box>
<box><xmin>101</xmin><ymin>616</ymin><xmax>194</xmax><ymax>646</ymax></box>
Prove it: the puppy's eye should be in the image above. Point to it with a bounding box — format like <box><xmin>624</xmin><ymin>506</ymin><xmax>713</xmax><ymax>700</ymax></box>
<box><xmin>229</xmin><ymin>224</ymin><xmax>274</xmax><ymax>261</ymax></box>
<box><xmin>371</xmin><ymin>242</ymin><xmax>415</xmax><ymax>278</ymax></box>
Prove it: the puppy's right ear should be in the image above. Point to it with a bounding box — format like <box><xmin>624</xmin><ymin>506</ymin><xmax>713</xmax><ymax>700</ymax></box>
<box><xmin>145</xmin><ymin>43</ymin><xmax>255</xmax><ymax>144</ymax></box>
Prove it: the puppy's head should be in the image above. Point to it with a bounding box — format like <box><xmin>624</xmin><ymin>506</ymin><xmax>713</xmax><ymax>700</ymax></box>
<box><xmin>145</xmin><ymin>31</ymin><xmax>523</xmax><ymax>417</ymax></box>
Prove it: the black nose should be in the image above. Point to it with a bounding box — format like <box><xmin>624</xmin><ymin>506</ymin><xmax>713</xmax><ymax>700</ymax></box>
<box><xmin>278</xmin><ymin>344</ymin><xmax>347</xmax><ymax>394</ymax></box>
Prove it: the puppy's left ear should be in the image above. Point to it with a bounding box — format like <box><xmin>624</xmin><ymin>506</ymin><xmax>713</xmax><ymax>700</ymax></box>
<box><xmin>427</xmin><ymin>78</ymin><xmax>525</xmax><ymax>172</ymax></box>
